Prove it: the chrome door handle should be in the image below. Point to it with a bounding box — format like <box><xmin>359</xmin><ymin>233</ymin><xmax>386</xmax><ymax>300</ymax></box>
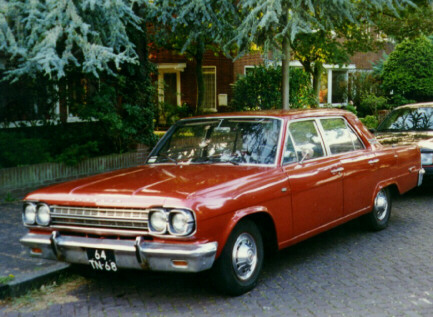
<box><xmin>331</xmin><ymin>167</ymin><xmax>344</xmax><ymax>174</ymax></box>
<box><xmin>409</xmin><ymin>166</ymin><xmax>417</xmax><ymax>173</ymax></box>
<box><xmin>368</xmin><ymin>159</ymin><xmax>379</xmax><ymax>165</ymax></box>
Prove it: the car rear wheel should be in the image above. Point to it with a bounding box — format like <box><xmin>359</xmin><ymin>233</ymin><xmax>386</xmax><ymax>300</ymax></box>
<box><xmin>363</xmin><ymin>188</ymin><xmax>392</xmax><ymax>231</ymax></box>
<box><xmin>211</xmin><ymin>220</ymin><xmax>264</xmax><ymax>296</ymax></box>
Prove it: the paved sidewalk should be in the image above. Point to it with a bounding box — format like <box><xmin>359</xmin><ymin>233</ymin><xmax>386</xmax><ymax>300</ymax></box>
<box><xmin>0</xmin><ymin>191</ymin><xmax>70</xmax><ymax>298</ymax></box>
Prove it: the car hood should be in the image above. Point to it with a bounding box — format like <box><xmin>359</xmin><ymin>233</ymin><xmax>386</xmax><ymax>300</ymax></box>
<box><xmin>24</xmin><ymin>164</ymin><xmax>275</xmax><ymax>209</ymax></box>
<box><xmin>375</xmin><ymin>131</ymin><xmax>433</xmax><ymax>150</ymax></box>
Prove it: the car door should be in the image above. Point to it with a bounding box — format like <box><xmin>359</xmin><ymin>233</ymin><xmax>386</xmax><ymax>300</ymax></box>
<box><xmin>282</xmin><ymin>119</ymin><xmax>344</xmax><ymax>237</ymax></box>
<box><xmin>318</xmin><ymin>117</ymin><xmax>379</xmax><ymax>216</ymax></box>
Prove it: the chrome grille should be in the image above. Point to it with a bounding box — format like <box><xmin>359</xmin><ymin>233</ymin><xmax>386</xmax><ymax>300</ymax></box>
<box><xmin>50</xmin><ymin>206</ymin><xmax>149</xmax><ymax>231</ymax></box>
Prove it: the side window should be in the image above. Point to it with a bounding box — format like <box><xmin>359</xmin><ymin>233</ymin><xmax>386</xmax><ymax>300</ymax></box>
<box><xmin>289</xmin><ymin>120</ymin><xmax>325</xmax><ymax>160</ymax></box>
<box><xmin>320</xmin><ymin>118</ymin><xmax>364</xmax><ymax>154</ymax></box>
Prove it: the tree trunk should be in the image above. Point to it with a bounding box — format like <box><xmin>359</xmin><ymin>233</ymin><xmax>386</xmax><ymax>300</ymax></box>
<box><xmin>195</xmin><ymin>39</ymin><xmax>205</xmax><ymax>114</ymax></box>
<box><xmin>281</xmin><ymin>35</ymin><xmax>290</xmax><ymax>110</ymax></box>
<box><xmin>58</xmin><ymin>77</ymin><xmax>68</xmax><ymax>123</ymax></box>
<box><xmin>312</xmin><ymin>63</ymin><xmax>323</xmax><ymax>108</ymax></box>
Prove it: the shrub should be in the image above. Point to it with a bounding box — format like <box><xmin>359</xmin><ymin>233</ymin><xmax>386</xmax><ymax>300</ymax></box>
<box><xmin>0</xmin><ymin>132</ymin><xmax>52</xmax><ymax>168</ymax></box>
<box><xmin>382</xmin><ymin>36</ymin><xmax>433</xmax><ymax>103</ymax></box>
<box><xmin>347</xmin><ymin>72</ymin><xmax>383</xmax><ymax>114</ymax></box>
<box><xmin>360</xmin><ymin>115</ymin><xmax>379</xmax><ymax>129</ymax></box>
<box><xmin>231</xmin><ymin>65</ymin><xmax>314</xmax><ymax>111</ymax></box>
<box><xmin>359</xmin><ymin>93</ymin><xmax>388</xmax><ymax>117</ymax></box>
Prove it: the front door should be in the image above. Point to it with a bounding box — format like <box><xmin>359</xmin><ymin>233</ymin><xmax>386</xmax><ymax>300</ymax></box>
<box><xmin>282</xmin><ymin>119</ymin><xmax>344</xmax><ymax>237</ymax></box>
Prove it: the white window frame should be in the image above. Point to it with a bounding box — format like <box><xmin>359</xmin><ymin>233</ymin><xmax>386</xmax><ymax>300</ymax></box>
<box><xmin>157</xmin><ymin>63</ymin><xmax>186</xmax><ymax>107</ymax></box>
<box><xmin>202</xmin><ymin>66</ymin><xmax>217</xmax><ymax>112</ymax></box>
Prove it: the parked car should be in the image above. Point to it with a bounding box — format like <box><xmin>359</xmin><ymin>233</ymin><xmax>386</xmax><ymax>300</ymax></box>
<box><xmin>20</xmin><ymin>109</ymin><xmax>424</xmax><ymax>295</ymax></box>
<box><xmin>375</xmin><ymin>102</ymin><xmax>433</xmax><ymax>176</ymax></box>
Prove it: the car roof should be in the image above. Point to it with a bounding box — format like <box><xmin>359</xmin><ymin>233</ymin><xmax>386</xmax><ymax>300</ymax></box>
<box><xmin>395</xmin><ymin>101</ymin><xmax>433</xmax><ymax>110</ymax></box>
<box><xmin>185</xmin><ymin>108</ymin><xmax>352</xmax><ymax>121</ymax></box>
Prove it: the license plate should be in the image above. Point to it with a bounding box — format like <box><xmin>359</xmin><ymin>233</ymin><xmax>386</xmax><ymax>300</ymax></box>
<box><xmin>86</xmin><ymin>249</ymin><xmax>118</xmax><ymax>272</ymax></box>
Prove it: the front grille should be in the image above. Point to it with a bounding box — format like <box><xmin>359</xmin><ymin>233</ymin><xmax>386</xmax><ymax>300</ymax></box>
<box><xmin>50</xmin><ymin>206</ymin><xmax>149</xmax><ymax>231</ymax></box>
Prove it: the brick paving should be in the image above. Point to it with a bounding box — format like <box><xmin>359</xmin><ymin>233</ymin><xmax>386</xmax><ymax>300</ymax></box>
<box><xmin>1</xmin><ymin>183</ymin><xmax>433</xmax><ymax>316</ymax></box>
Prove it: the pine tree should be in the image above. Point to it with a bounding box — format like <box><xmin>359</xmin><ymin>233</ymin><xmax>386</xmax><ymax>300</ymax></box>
<box><xmin>234</xmin><ymin>0</ymin><xmax>415</xmax><ymax>109</ymax></box>
<box><xmin>0</xmin><ymin>0</ymin><xmax>144</xmax><ymax>81</ymax></box>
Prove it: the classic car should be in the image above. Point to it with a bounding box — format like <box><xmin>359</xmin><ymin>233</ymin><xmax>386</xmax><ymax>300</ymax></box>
<box><xmin>20</xmin><ymin>109</ymin><xmax>424</xmax><ymax>296</ymax></box>
<box><xmin>375</xmin><ymin>102</ymin><xmax>433</xmax><ymax>176</ymax></box>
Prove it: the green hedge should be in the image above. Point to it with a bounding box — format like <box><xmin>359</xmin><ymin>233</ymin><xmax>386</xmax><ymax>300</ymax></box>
<box><xmin>0</xmin><ymin>123</ymin><xmax>115</xmax><ymax>168</ymax></box>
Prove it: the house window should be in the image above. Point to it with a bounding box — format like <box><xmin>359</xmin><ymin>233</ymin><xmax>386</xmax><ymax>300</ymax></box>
<box><xmin>244</xmin><ymin>66</ymin><xmax>255</xmax><ymax>75</ymax></box>
<box><xmin>319</xmin><ymin>66</ymin><xmax>353</xmax><ymax>106</ymax></box>
<box><xmin>331</xmin><ymin>70</ymin><xmax>348</xmax><ymax>104</ymax></box>
<box><xmin>157</xmin><ymin>63</ymin><xmax>186</xmax><ymax>107</ymax></box>
<box><xmin>203</xmin><ymin>66</ymin><xmax>217</xmax><ymax>111</ymax></box>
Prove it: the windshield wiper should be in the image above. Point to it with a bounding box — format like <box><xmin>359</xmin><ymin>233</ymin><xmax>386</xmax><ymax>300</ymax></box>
<box><xmin>193</xmin><ymin>156</ymin><xmax>239</xmax><ymax>165</ymax></box>
<box><xmin>157</xmin><ymin>153</ymin><xmax>178</xmax><ymax>165</ymax></box>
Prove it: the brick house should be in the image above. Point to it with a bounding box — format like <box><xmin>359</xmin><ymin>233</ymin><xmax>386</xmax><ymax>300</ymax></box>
<box><xmin>152</xmin><ymin>42</ymin><xmax>392</xmax><ymax>113</ymax></box>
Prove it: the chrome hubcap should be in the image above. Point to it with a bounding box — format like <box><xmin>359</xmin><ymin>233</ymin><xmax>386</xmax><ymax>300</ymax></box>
<box><xmin>375</xmin><ymin>190</ymin><xmax>389</xmax><ymax>221</ymax></box>
<box><xmin>232</xmin><ymin>233</ymin><xmax>257</xmax><ymax>281</ymax></box>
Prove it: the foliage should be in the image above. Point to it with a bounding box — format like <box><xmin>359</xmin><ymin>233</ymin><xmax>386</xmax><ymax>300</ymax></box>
<box><xmin>75</xmin><ymin>82</ymin><xmax>157</xmax><ymax>152</ymax></box>
<box><xmin>374</xmin><ymin>0</ymin><xmax>433</xmax><ymax>43</ymax></box>
<box><xmin>382</xmin><ymin>36</ymin><xmax>433</xmax><ymax>103</ymax></box>
<box><xmin>345</xmin><ymin>104</ymin><xmax>358</xmax><ymax>116</ymax></box>
<box><xmin>345</xmin><ymin>72</ymin><xmax>386</xmax><ymax>116</ymax></box>
<box><xmin>360</xmin><ymin>93</ymin><xmax>388</xmax><ymax>116</ymax></box>
<box><xmin>55</xmin><ymin>141</ymin><xmax>99</xmax><ymax>166</ymax></box>
<box><xmin>360</xmin><ymin>115</ymin><xmax>379</xmax><ymax>129</ymax></box>
<box><xmin>232</xmin><ymin>0</ymin><xmax>414</xmax><ymax>109</ymax></box>
<box><xmin>0</xmin><ymin>123</ymin><xmax>116</xmax><ymax>168</ymax></box>
<box><xmin>0</xmin><ymin>0</ymin><xmax>145</xmax><ymax>81</ymax></box>
<box><xmin>0</xmin><ymin>274</ymin><xmax>15</xmax><ymax>285</ymax></box>
<box><xmin>156</xmin><ymin>102</ymin><xmax>194</xmax><ymax>127</ymax></box>
<box><xmin>0</xmin><ymin>132</ymin><xmax>52</xmax><ymax>168</ymax></box>
<box><xmin>0</xmin><ymin>74</ymin><xmax>58</xmax><ymax>127</ymax></box>
<box><xmin>231</xmin><ymin>65</ymin><xmax>314</xmax><ymax>111</ymax></box>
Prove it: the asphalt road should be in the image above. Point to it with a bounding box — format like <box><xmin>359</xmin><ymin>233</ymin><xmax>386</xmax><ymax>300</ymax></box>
<box><xmin>1</xmin><ymin>182</ymin><xmax>433</xmax><ymax>316</ymax></box>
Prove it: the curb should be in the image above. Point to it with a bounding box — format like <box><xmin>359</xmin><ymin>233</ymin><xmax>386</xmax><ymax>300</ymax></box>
<box><xmin>0</xmin><ymin>263</ymin><xmax>71</xmax><ymax>299</ymax></box>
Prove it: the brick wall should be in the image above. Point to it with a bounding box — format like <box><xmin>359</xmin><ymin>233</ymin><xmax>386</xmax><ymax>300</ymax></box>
<box><xmin>150</xmin><ymin>49</ymin><xmax>234</xmax><ymax>111</ymax></box>
<box><xmin>233</xmin><ymin>52</ymin><xmax>264</xmax><ymax>79</ymax></box>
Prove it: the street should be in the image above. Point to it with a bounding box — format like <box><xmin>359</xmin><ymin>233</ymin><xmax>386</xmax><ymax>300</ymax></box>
<box><xmin>1</xmin><ymin>183</ymin><xmax>433</xmax><ymax>316</ymax></box>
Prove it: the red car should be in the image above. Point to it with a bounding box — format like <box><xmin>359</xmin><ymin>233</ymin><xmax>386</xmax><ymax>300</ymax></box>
<box><xmin>20</xmin><ymin>109</ymin><xmax>424</xmax><ymax>295</ymax></box>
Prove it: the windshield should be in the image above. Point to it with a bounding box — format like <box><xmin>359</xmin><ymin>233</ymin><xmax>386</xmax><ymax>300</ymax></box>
<box><xmin>378</xmin><ymin>107</ymin><xmax>433</xmax><ymax>132</ymax></box>
<box><xmin>148</xmin><ymin>118</ymin><xmax>282</xmax><ymax>165</ymax></box>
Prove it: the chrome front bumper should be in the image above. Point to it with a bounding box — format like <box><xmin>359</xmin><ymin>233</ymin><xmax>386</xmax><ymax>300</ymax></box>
<box><xmin>20</xmin><ymin>231</ymin><xmax>218</xmax><ymax>273</ymax></box>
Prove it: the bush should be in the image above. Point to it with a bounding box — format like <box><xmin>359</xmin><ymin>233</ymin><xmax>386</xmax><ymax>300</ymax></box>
<box><xmin>231</xmin><ymin>65</ymin><xmax>314</xmax><ymax>111</ymax></box>
<box><xmin>360</xmin><ymin>115</ymin><xmax>379</xmax><ymax>129</ymax></box>
<box><xmin>382</xmin><ymin>36</ymin><xmax>433</xmax><ymax>103</ymax></box>
<box><xmin>347</xmin><ymin>72</ymin><xmax>383</xmax><ymax>115</ymax></box>
<box><xmin>0</xmin><ymin>132</ymin><xmax>52</xmax><ymax>168</ymax></box>
<box><xmin>0</xmin><ymin>123</ymin><xmax>117</xmax><ymax>168</ymax></box>
<box><xmin>359</xmin><ymin>93</ymin><xmax>388</xmax><ymax>117</ymax></box>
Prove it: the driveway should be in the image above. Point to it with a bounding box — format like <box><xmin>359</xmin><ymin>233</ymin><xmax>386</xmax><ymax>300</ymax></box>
<box><xmin>1</xmin><ymin>183</ymin><xmax>433</xmax><ymax>316</ymax></box>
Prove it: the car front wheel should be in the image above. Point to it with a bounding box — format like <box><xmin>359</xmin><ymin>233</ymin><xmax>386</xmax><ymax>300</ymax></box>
<box><xmin>211</xmin><ymin>220</ymin><xmax>264</xmax><ymax>296</ymax></box>
<box><xmin>363</xmin><ymin>188</ymin><xmax>392</xmax><ymax>231</ymax></box>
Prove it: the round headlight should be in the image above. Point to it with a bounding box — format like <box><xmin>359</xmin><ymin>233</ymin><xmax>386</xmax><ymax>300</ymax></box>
<box><xmin>149</xmin><ymin>210</ymin><xmax>167</xmax><ymax>234</ymax></box>
<box><xmin>36</xmin><ymin>204</ymin><xmax>51</xmax><ymax>226</ymax></box>
<box><xmin>169</xmin><ymin>210</ymin><xmax>194</xmax><ymax>235</ymax></box>
<box><xmin>23</xmin><ymin>203</ymin><xmax>36</xmax><ymax>225</ymax></box>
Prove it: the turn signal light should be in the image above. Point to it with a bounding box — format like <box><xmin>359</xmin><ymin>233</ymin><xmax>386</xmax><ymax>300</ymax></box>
<box><xmin>172</xmin><ymin>260</ymin><xmax>188</xmax><ymax>267</ymax></box>
<box><xmin>31</xmin><ymin>248</ymin><xmax>43</xmax><ymax>255</ymax></box>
